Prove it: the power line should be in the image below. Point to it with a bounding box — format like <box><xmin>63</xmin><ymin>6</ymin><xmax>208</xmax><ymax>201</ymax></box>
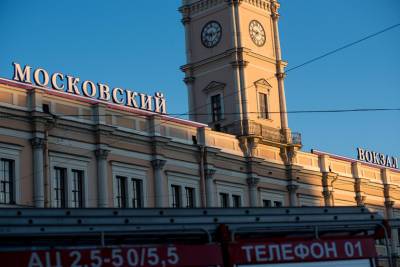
<box><xmin>286</xmin><ymin>23</ymin><xmax>400</xmax><ymax>73</ymax></box>
<box><xmin>1</xmin><ymin>108</ymin><xmax>398</xmax><ymax>119</ymax></box>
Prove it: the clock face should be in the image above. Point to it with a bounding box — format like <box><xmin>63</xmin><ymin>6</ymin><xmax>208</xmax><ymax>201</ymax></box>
<box><xmin>201</xmin><ymin>21</ymin><xmax>222</xmax><ymax>48</ymax></box>
<box><xmin>249</xmin><ymin>20</ymin><xmax>266</xmax><ymax>47</ymax></box>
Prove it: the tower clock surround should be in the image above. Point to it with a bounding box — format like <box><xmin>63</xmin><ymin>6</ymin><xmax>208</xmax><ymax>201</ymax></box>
<box><xmin>201</xmin><ymin>21</ymin><xmax>222</xmax><ymax>48</ymax></box>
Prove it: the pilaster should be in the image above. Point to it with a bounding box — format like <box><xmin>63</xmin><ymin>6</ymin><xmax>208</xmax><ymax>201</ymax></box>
<box><xmin>31</xmin><ymin>137</ymin><xmax>45</xmax><ymax>208</ymax></box>
<box><xmin>205</xmin><ymin>168</ymin><xmax>217</xmax><ymax>207</ymax></box>
<box><xmin>247</xmin><ymin>177</ymin><xmax>260</xmax><ymax>207</ymax></box>
<box><xmin>151</xmin><ymin>159</ymin><xmax>167</xmax><ymax>208</ymax></box>
<box><xmin>352</xmin><ymin>162</ymin><xmax>367</xmax><ymax>206</ymax></box>
<box><xmin>95</xmin><ymin>148</ymin><xmax>110</xmax><ymax>208</ymax></box>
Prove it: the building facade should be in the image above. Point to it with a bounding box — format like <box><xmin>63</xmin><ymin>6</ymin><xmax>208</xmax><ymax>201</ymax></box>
<box><xmin>0</xmin><ymin>0</ymin><xmax>399</xmax><ymax>228</ymax></box>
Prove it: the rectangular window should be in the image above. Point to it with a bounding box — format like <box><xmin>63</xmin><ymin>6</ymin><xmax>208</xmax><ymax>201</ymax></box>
<box><xmin>185</xmin><ymin>187</ymin><xmax>195</xmax><ymax>208</ymax></box>
<box><xmin>211</xmin><ymin>94</ymin><xmax>222</xmax><ymax>122</ymax></box>
<box><xmin>131</xmin><ymin>178</ymin><xmax>143</xmax><ymax>208</ymax></box>
<box><xmin>232</xmin><ymin>195</ymin><xmax>241</xmax><ymax>208</ymax></box>
<box><xmin>0</xmin><ymin>159</ymin><xmax>14</xmax><ymax>204</ymax></box>
<box><xmin>263</xmin><ymin>199</ymin><xmax>272</xmax><ymax>207</ymax></box>
<box><xmin>116</xmin><ymin>176</ymin><xmax>127</xmax><ymax>208</ymax></box>
<box><xmin>220</xmin><ymin>193</ymin><xmax>229</xmax><ymax>208</ymax></box>
<box><xmin>274</xmin><ymin>201</ymin><xmax>283</xmax><ymax>207</ymax></box>
<box><xmin>54</xmin><ymin>167</ymin><xmax>66</xmax><ymax>208</ymax></box>
<box><xmin>171</xmin><ymin>185</ymin><xmax>181</xmax><ymax>208</ymax></box>
<box><xmin>259</xmin><ymin>93</ymin><xmax>268</xmax><ymax>119</ymax></box>
<box><xmin>71</xmin><ymin>170</ymin><xmax>84</xmax><ymax>208</ymax></box>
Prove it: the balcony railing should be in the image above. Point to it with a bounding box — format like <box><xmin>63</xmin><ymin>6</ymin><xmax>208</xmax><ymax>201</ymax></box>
<box><xmin>228</xmin><ymin>120</ymin><xmax>302</xmax><ymax>146</ymax></box>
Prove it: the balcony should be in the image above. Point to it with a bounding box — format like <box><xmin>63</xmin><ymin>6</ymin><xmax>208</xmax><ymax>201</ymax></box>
<box><xmin>228</xmin><ymin>120</ymin><xmax>302</xmax><ymax>146</ymax></box>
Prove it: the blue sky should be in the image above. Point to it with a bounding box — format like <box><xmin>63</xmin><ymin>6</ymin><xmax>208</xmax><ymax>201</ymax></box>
<box><xmin>0</xmin><ymin>0</ymin><xmax>399</xmax><ymax>159</ymax></box>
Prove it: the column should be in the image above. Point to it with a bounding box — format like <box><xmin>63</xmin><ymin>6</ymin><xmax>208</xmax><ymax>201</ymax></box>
<box><xmin>152</xmin><ymin>159</ymin><xmax>166</xmax><ymax>208</ymax></box>
<box><xmin>96</xmin><ymin>149</ymin><xmax>109</xmax><ymax>208</ymax></box>
<box><xmin>247</xmin><ymin>177</ymin><xmax>260</xmax><ymax>207</ymax></box>
<box><xmin>271</xmin><ymin>1</ymin><xmax>290</xmax><ymax>141</ymax></box>
<box><xmin>352</xmin><ymin>162</ymin><xmax>366</xmax><ymax>206</ymax></box>
<box><xmin>205</xmin><ymin>169</ymin><xmax>216</xmax><ymax>207</ymax></box>
<box><xmin>287</xmin><ymin>184</ymin><xmax>298</xmax><ymax>207</ymax></box>
<box><xmin>31</xmin><ymin>137</ymin><xmax>45</xmax><ymax>208</ymax></box>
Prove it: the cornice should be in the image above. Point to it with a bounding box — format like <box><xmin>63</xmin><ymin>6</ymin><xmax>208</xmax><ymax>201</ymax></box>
<box><xmin>180</xmin><ymin>0</ymin><xmax>273</xmax><ymax>17</ymax></box>
<box><xmin>181</xmin><ymin>47</ymin><xmax>276</xmax><ymax>73</ymax></box>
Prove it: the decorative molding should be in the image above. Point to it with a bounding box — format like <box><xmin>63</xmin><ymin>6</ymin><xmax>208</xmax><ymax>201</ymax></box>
<box><xmin>276</xmin><ymin>72</ymin><xmax>286</xmax><ymax>80</ymax></box>
<box><xmin>254</xmin><ymin>78</ymin><xmax>272</xmax><ymax>90</ymax></box>
<box><xmin>30</xmin><ymin>137</ymin><xmax>44</xmax><ymax>149</ymax></box>
<box><xmin>246</xmin><ymin>177</ymin><xmax>260</xmax><ymax>187</ymax></box>
<box><xmin>202</xmin><ymin>81</ymin><xmax>226</xmax><ymax>94</ymax></box>
<box><xmin>270</xmin><ymin>0</ymin><xmax>280</xmax><ymax>19</ymax></box>
<box><xmin>184</xmin><ymin>76</ymin><xmax>195</xmax><ymax>85</ymax></box>
<box><xmin>286</xmin><ymin>184</ymin><xmax>298</xmax><ymax>193</ymax></box>
<box><xmin>205</xmin><ymin>169</ymin><xmax>217</xmax><ymax>180</ymax></box>
<box><xmin>180</xmin><ymin>0</ymin><xmax>225</xmax><ymax>16</ymax></box>
<box><xmin>231</xmin><ymin>60</ymin><xmax>249</xmax><ymax>68</ymax></box>
<box><xmin>151</xmin><ymin>159</ymin><xmax>166</xmax><ymax>170</ymax></box>
<box><xmin>181</xmin><ymin>17</ymin><xmax>191</xmax><ymax>25</ymax></box>
<box><xmin>95</xmin><ymin>149</ymin><xmax>109</xmax><ymax>160</ymax></box>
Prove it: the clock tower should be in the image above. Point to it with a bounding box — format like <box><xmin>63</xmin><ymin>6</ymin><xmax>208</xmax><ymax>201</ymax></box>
<box><xmin>180</xmin><ymin>0</ymin><xmax>299</xmax><ymax>147</ymax></box>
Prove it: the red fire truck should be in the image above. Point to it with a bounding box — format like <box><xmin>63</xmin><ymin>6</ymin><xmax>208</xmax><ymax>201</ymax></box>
<box><xmin>0</xmin><ymin>207</ymin><xmax>391</xmax><ymax>267</ymax></box>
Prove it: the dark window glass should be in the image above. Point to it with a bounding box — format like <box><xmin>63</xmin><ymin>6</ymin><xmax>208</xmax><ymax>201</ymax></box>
<box><xmin>220</xmin><ymin>193</ymin><xmax>229</xmax><ymax>208</ymax></box>
<box><xmin>263</xmin><ymin>199</ymin><xmax>272</xmax><ymax>208</ymax></box>
<box><xmin>232</xmin><ymin>195</ymin><xmax>241</xmax><ymax>208</ymax></box>
<box><xmin>185</xmin><ymin>187</ymin><xmax>195</xmax><ymax>208</ymax></box>
<box><xmin>71</xmin><ymin>170</ymin><xmax>84</xmax><ymax>208</ymax></box>
<box><xmin>274</xmin><ymin>201</ymin><xmax>283</xmax><ymax>207</ymax></box>
<box><xmin>171</xmin><ymin>185</ymin><xmax>181</xmax><ymax>208</ymax></box>
<box><xmin>131</xmin><ymin>178</ymin><xmax>143</xmax><ymax>208</ymax></box>
<box><xmin>116</xmin><ymin>176</ymin><xmax>127</xmax><ymax>208</ymax></box>
<box><xmin>0</xmin><ymin>159</ymin><xmax>14</xmax><ymax>204</ymax></box>
<box><xmin>211</xmin><ymin>94</ymin><xmax>222</xmax><ymax>122</ymax></box>
<box><xmin>259</xmin><ymin>93</ymin><xmax>268</xmax><ymax>119</ymax></box>
<box><xmin>54</xmin><ymin>167</ymin><xmax>66</xmax><ymax>208</ymax></box>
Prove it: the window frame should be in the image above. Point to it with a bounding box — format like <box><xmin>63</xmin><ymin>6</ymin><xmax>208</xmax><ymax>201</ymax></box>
<box><xmin>260</xmin><ymin>189</ymin><xmax>286</xmax><ymax>208</ymax></box>
<box><xmin>0</xmin><ymin>158</ymin><xmax>15</xmax><ymax>204</ymax></box>
<box><xmin>216</xmin><ymin>183</ymin><xmax>245</xmax><ymax>208</ymax></box>
<box><xmin>211</xmin><ymin>93</ymin><xmax>223</xmax><ymax>123</ymax></box>
<box><xmin>258</xmin><ymin>92</ymin><xmax>269</xmax><ymax>119</ymax></box>
<box><xmin>112</xmin><ymin>162</ymin><xmax>147</xmax><ymax>208</ymax></box>
<box><xmin>167</xmin><ymin>172</ymin><xmax>200</xmax><ymax>208</ymax></box>
<box><xmin>254</xmin><ymin>79</ymin><xmax>272</xmax><ymax>121</ymax></box>
<box><xmin>49</xmin><ymin>153</ymin><xmax>89</xmax><ymax>208</ymax></box>
<box><xmin>0</xmin><ymin>143</ymin><xmax>21</xmax><ymax>206</ymax></box>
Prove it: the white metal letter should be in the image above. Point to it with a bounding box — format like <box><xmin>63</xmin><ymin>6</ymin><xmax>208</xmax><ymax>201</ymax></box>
<box><xmin>82</xmin><ymin>80</ymin><xmax>97</xmax><ymax>98</ymax></box>
<box><xmin>154</xmin><ymin>92</ymin><xmax>167</xmax><ymax>114</ymax></box>
<box><xmin>66</xmin><ymin>76</ymin><xmax>81</xmax><ymax>95</ymax></box>
<box><xmin>112</xmin><ymin>88</ymin><xmax>125</xmax><ymax>104</ymax></box>
<box><xmin>50</xmin><ymin>73</ymin><xmax>64</xmax><ymax>91</ymax></box>
<box><xmin>357</xmin><ymin>148</ymin><xmax>365</xmax><ymax>161</ymax></box>
<box><xmin>98</xmin><ymin>83</ymin><xmax>111</xmax><ymax>101</ymax></box>
<box><xmin>33</xmin><ymin>68</ymin><xmax>49</xmax><ymax>87</ymax></box>
<box><xmin>126</xmin><ymin>90</ymin><xmax>139</xmax><ymax>108</ymax></box>
<box><xmin>13</xmin><ymin>62</ymin><xmax>32</xmax><ymax>83</ymax></box>
<box><xmin>140</xmin><ymin>93</ymin><xmax>153</xmax><ymax>111</ymax></box>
